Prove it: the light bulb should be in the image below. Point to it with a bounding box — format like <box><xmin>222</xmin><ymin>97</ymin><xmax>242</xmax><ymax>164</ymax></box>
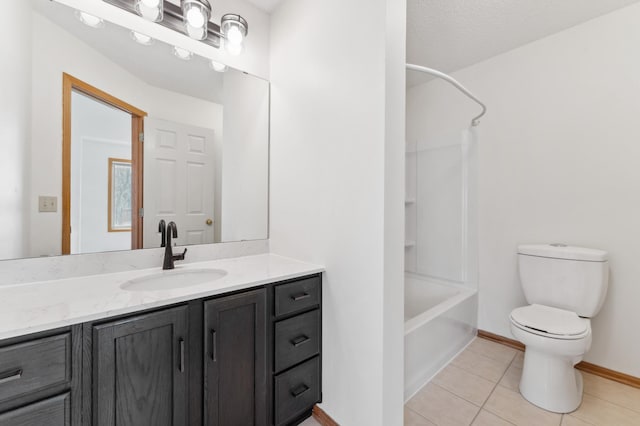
<box><xmin>226</xmin><ymin>25</ymin><xmax>243</xmax><ymax>44</ymax></box>
<box><xmin>186</xmin><ymin>7</ymin><xmax>206</xmax><ymax>28</ymax></box>
<box><xmin>210</xmin><ymin>60</ymin><xmax>228</xmax><ymax>72</ymax></box>
<box><xmin>173</xmin><ymin>46</ymin><xmax>193</xmax><ymax>60</ymax></box>
<box><xmin>131</xmin><ymin>31</ymin><xmax>153</xmax><ymax>45</ymax></box>
<box><xmin>225</xmin><ymin>41</ymin><xmax>243</xmax><ymax>56</ymax></box>
<box><xmin>135</xmin><ymin>0</ymin><xmax>163</xmax><ymax>22</ymax></box>
<box><xmin>75</xmin><ymin>11</ymin><xmax>104</xmax><ymax>28</ymax></box>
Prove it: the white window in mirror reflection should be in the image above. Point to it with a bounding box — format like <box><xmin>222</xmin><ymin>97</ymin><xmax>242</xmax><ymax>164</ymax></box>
<box><xmin>108</xmin><ymin>158</ymin><xmax>132</xmax><ymax>232</ymax></box>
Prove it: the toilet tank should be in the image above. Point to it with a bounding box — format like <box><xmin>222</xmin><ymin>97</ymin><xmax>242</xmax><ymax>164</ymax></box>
<box><xmin>517</xmin><ymin>244</ymin><xmax>609</xmax><ymax>317</ymax></box>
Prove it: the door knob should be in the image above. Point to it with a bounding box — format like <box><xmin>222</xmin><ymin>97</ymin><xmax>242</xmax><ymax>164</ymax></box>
<box><xmin>206</xmin><ymin>219</ymin><xmax>213</xmax><ymax>226</ymax></box>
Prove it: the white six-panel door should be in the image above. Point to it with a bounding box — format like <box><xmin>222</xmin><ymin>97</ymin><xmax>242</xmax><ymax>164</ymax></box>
<box><xmin>143</xmin><ymin>118</ymin><xmax>216</xmax><ymax>248</ymax></box>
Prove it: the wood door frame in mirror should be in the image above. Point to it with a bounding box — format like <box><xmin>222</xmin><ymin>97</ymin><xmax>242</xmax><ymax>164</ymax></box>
<box><xmin>62</xmin><ymin>73</ymin><xmax>147</xmax><ymax>254</ymax></box>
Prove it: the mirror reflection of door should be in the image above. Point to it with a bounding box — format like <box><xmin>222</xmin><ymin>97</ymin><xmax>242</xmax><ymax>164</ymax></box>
<box><xmin>62</xmin><ymin>74</ymin><xmax>146</xmax><ymax>254</ymax></box>
<box><xmin>143</xmin><ymin>118</ymin><xmax>217</xmax><ymax>249</ymax></box>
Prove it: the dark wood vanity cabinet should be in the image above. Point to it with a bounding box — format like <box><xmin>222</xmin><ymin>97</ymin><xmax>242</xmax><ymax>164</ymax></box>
<box><xmin>0</xmin><ymin>274</ymin><xmax>321</xmax><ymax>426</ymax></box>
<box><xmin>204</xmin><ymin>289</ymin><xmax>268</xmax><ymax>426</ymax></box>
<box><xmin>271</xmin><ymin>276</ymin><xmax>322</xmax><ymax>426</ymax></box>
<box><xmin>90</xmin><ymin>306</ymin><xmax>190</xmax><ymax>426</ymax></box>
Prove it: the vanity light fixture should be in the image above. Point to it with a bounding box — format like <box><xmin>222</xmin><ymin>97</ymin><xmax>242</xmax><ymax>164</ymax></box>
<box><xmin>75</xmin><ymin>11</ymin><xmax>105</xmax><ymax>28</ymax></box>
<box><xmin>131</xmin><ymin>31</ymin><xmax>154</xmax><ymax>45</ymax></box>
<box><xmin>135</xmin><ymin>0</ymin><xmax>163</xmax><ymax>22</ymax></box>
<box><xmin>182</xmin><ymin>0</ymin><xmax>211</xmax><ymax>41</ymax></box>
<box><xmin>210</xmin><ymin>60</ymin><xmax>227</xmax><ymax>72</ymax></box>
<box><xmin>220</xmin><ymin>14</ymin><xmax>247</xmax><ymax>55</ymax></box>
<box><xmin>173</xmin><ymin>46</ymin><xmax>193</xmax><ymax>60</ymax></box>
<box><xmin>103</xmin><ymin>0</ymin><xmax>248</xmax><ymax>52</ymax></box>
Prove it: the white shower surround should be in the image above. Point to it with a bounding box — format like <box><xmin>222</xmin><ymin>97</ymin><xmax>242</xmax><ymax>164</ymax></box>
<box><xmin>404</xmin><ymin>128</ymin><xmax>479</xmax><ymax>399</ymax></box>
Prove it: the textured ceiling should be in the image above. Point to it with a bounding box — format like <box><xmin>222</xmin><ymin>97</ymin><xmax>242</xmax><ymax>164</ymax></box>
<box><xmin>407</xmin><ymin>0</ymin><xmax>640</xmax><ymax>86</ymax></box>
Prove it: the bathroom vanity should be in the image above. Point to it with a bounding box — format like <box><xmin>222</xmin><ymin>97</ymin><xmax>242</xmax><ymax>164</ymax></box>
<box><xmin>0</xmin><ymin>254</ymin><xmax>323</xmax><ymax>426</ymax></box>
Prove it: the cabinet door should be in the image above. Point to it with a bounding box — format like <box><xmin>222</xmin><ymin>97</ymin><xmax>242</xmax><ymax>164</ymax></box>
<box><xmin>92</xmin><ymin>306</ymin><xmax>189</xmax><ymax>426</ymax></box>
<box><xmin>204</xmin><ymin>289</ymin><xmax>267</xmax><ymax>426</ymax></box>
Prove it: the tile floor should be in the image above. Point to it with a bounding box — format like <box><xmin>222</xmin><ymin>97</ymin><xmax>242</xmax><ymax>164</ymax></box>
<box><xmin>405</xmin><ymin>337</ymin><xmax>640</xmax><ymax>426</ymax></box>
<box><xmin>300</xmin><ymin>416</ymin><xmax>321</xmax><ymax>425</ymax></box>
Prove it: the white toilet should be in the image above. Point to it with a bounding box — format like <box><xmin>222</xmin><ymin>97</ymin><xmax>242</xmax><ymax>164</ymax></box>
<box><xmin>510</xmin><ymin>244</ymin><xmax>609</xmax><ymax>413</ymax></box>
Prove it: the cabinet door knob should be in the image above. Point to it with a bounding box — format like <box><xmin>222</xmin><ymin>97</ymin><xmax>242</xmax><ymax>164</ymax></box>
<box><xmin>206</xmin><ymin>218</ymin><xmax>213</xmax><ymax>226</ymax></box>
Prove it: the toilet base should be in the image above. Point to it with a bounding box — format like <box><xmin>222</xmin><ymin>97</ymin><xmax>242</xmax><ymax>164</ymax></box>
<box><xmin>519</xmin><ymin>347</ymin><xmax>583</xmax><ymax>413</ymax></box>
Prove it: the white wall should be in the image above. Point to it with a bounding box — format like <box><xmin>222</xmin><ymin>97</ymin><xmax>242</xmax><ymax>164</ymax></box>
<box><xmin>0</xmin><ymin>2</ymin><xmax>32</xmax><ymax>259</ymax></box>
<box><xmin>221</xmin><ymin>70</ymin><xmax>269</xmax><ymax>242</ymax></box>
<box><xmin>269</xmin><ymin>0</ymin><xmax>405</xmax><ymax>424</ymax></box>
<box><xmin>406</xmin><ymin>3</ymin><xmax>640</xmax><ymax>377</ymax></box>
<box><xmin>71</xmin><ymin>92</ymin><xmax>131</xmax><ymax>254</ymax></box>
<box><xmin>30</xmin><ymin>11</ymin><xmax>222</xmax><ymax>257</ymax></box>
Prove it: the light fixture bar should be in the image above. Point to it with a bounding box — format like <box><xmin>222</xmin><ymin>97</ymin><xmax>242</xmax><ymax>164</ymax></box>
<box><xmin>103</xmin><ymin>0</ymin><xmax>222</xmax><ymax>48</ymax></box>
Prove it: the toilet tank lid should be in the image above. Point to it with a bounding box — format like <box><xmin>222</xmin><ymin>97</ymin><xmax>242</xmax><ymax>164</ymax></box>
<box><xmin>518</xmin><ymin>244</ymin><xmax>608</xmax><ymax>262</ymax></box>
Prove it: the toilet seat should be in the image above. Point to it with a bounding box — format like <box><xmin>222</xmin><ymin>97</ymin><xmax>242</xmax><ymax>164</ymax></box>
<box><xmin>510</xmin><ymin>304</ymin><xmax>590</xmax><ymax>340</ymax></box>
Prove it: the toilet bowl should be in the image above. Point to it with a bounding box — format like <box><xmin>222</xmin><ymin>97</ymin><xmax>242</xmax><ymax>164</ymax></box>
<box><xmin>510</xmin><ymin>244</ymin><xmax>608</xmax><ymax>414</ymax></box>
<box><xmin>510</xmin><ymin>304</ymin><xmax>592</xmax><ymax>413</ymax></box>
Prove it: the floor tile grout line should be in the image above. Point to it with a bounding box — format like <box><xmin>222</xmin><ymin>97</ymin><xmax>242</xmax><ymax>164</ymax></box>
<box><xmin>451</xmin><ymin>356</ymin><xmax>514</xmax><ymax>384</ymax></box>
<box><xmin>436</xmin><ymin>339</ymin><xmax>518</xmax><ymax>425</ymax></box>
<box><xmin>469</xmin><ymin>352</ymin><xmax>518</xmax><ymax>426</ymax></box>
<box><xmin>405</xmin><ymin>405</ymin><xmax>436</xmax><ymax>426</ymax></box>
<box><xmin>463</xmin><ymin>343</ymin><xmax>518</xmax><ymax>366</ymax></box>
<box><xmin>581</xmin><ymin>385</ymin><xmax>640</xmax><ymax>415</ymax></box>
<box><xmin>430</xmin><ymin>381</ymin><xmax>485</xmax><ymax>409</ymax></box>
<box><xmin>564</xmin><ymin>413</ymin><xmax>598</xmax><ymax>426</ymax></box>
<box><xmin>577</xmin><ymin>391</ymin><xmax>640</xmax><ymax>419</ymax></box>
<box><xmin>465</xmin><ymin>344</ymin><xmax>519</xmax><ymax>366</ymax></box>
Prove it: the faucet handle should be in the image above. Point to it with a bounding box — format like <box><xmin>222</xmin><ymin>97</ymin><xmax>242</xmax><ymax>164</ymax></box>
<box><xmin>173</xmin><ymin>248</ymin><xmax>187</xmax><ymax>261</ymax></box>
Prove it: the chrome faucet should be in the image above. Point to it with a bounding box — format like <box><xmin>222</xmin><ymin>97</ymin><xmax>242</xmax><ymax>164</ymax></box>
<box><xmin>163</xmin><ymin>221</ymin><xmax>187</xmax><ymax>270</ymax></box>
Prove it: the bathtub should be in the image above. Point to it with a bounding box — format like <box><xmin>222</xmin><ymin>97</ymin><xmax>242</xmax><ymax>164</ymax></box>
<box><xmin>404</xmin><ymin>273</ymin><xmax>478</xmax><ymax>401</ymax></box>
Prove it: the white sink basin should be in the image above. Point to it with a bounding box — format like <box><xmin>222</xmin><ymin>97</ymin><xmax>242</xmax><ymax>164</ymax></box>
<box><xmin>121</xmin><ymin>268</ymin><xmax>228</xmax><ymax>291</ymax></box>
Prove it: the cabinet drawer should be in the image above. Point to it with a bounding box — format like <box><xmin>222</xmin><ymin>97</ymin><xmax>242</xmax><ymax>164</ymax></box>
<box><xmin>275</xmin><ymin>309</ymin><xmax>320</xmax><ymax>373</ymax></box>
<box><xmin>274</xmin><ymin>276</ymin><xmax>320</xmax><ymax>317</ymax></box>
<box><xmin>0</xmin><ymin>392</ymin><xmax>70</xmax><ymax>426</ymax></box>
<box><xmin>274</xmin><ymin>356</ymin><xmax>320</xmax><ymax>426</ymax></box>
<box><xmin>0</xmin><ymin>334</ymin><xmax>70</xmax><ymax>403</ymax></box>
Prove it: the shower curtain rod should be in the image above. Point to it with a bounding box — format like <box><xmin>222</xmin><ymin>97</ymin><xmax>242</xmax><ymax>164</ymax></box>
<box><xmin>407</xmin><ymin>63</ymin><xmax>487</xmax><ymax>127</ymax></box>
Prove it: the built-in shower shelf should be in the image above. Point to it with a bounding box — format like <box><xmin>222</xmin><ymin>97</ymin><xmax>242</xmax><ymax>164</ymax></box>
<box><xmin>405</xmin><ymin>199</ymin><xmax>416</xmax><ymax>205</ymax></box>
<box><xmin>405</xmin><ymin>241</ymin><xmax>416</xmax><ymax>248</ymax></box>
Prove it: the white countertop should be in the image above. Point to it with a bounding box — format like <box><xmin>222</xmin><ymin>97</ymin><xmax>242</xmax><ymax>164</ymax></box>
<box><xmin>0</xmin><ymin>253</ymin><xmax>324</xmax><ymax>341</ymax></box>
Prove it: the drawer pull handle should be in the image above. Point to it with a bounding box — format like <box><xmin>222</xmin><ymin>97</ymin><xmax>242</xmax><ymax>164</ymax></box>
<box><xmin>178</xmin><ymin>339</ymin><xmax>185</xmax><ymax>373</ymax></box>
<box><xmin>291</xmin><ymin>384</ymin><xmax>310</xmax><ymax>398</ymax></box>
<box><xmin>291</xmin><ymin>335</ymin><xmax>310</xmax><ymax>347</ymax></box>
<box><xmin>0</xmin><ymin>369</ymin><xmax>23</xmax><ymax>385</ymax></box>
<box><xmin>291</xmin><ymin>292</ymin><xmax>310</xmax><ymax>301</ymax></box>
<box><xmin>211</xmin><ymin>329</ymin><xmax>217</xmax><ymax>361</ymax></box>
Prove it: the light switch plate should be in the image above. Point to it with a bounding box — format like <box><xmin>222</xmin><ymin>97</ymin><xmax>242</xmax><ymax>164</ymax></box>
<box><xmin>39</xmin><ymin>196</ymin><xmax>57</xmax><ymax>212</ymax></box>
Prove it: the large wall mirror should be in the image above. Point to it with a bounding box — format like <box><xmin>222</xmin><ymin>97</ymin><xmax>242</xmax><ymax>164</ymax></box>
<box><xmin>1</xmin><ymin>0</ymin><xmax>269</xmax><ymax>261</ymax></box>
